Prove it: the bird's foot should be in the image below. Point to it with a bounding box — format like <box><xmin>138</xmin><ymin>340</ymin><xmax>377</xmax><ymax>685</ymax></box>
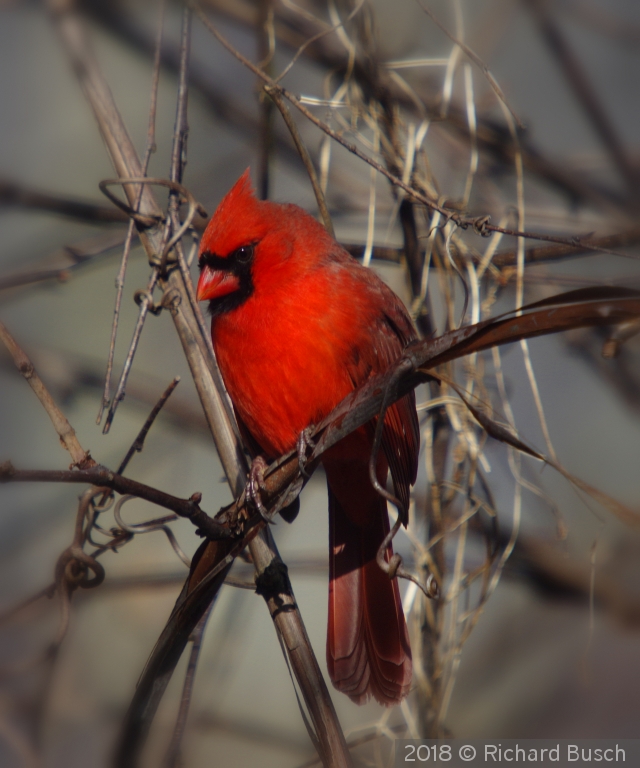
<box><xmin>246</xmin><ymin>456</ymin><xmax>272</xmax><ymax>523</ymax></box>
<box><xmin>296</xmin><ymin>427</ymin><xmax>316</xmax><ymax>478</ymax></box>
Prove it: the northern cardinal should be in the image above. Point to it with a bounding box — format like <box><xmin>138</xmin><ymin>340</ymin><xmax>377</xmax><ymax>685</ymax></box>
<box><xmin>196</xmin><ymin>171</ymin><xmax>419</xmax><ymax>705</ymax></box>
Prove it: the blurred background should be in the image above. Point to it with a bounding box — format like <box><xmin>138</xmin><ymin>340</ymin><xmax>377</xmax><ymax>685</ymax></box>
<box><xmin>0</xmin><ymin>0</ymin><xmax>639</xmax><ymax>766</ymax></box>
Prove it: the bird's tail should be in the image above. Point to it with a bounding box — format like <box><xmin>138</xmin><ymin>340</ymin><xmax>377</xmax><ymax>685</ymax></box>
<box><xmin>325</xmin><ymin>462</ymin><xmax>412</xmax><ymax>706</ymax></box>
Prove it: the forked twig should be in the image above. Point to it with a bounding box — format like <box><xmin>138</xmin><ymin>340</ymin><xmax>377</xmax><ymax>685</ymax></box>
<box><xmin>0</xmin><ymin>462</ymin><xmax>228</xmax><ymax>540</ymax></box>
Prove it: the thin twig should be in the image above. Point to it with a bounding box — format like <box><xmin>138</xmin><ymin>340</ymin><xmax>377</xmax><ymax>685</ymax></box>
<box><xmin>0</xmin><ymin>231</ymin><xmax>127</xmax><ymax>293</ymax></box>
<box><xmin>257</xmin><ymin>0</ymin><xmax>275</xmax><ymax>200</ymax></box>
<box><xmin>112</xmin><ymin>495</ymin><xmax>192</xmax><ymax>567</ymax></box>
<box><xmin>414</xmin><ymin>0</ymin><xmax>524</xmax><ymax>129</ymax></box>
<box><xmin>192</xmin><ymin>4</ymin><xmax>634</xmax><ymax>255</ymax></box>
<box><xmin>97</xmin><ymin>2</ymin><xmax>165</xmax><ymax>425</ymax></box>
<box><xmin>266</xmin><ymin>86</ymin><xmax>334</xmax><ymax>236</ymax></box>
<box><xmin>491</xmin><ymin>226</ymin><xmax>640</xmax><ymax>268</ymax></box>
<box><xmin>164</xmin><ymin>604</ymin><xmax>214</xmax><ymax>768</ymax></box>
<box><xmin>0</xmin><ymin>462</ymin><xmax>228</xmax><ymax>541</ymax></box>
<box><xmin>103</xmin><ymin>269</ymin><xmax>160</xmax><ymax>433</ymax></box>
<box><xmin>47</xmin><ymin>6</ymin><xmax>351</xmax><ymax>766</ymax></box>
<box><xmin>165</xmin><ymin>8</ymin><xmax>228</xmax><ymax>400</ymax></box>
<box><xmin>117</xmin><ymin>377</ymin><xmax>180</xmax><ymax>475</ymax></box>
<box><xmin>342</xmin><ymin>224</ymin><xmax>640</xmax><ymax>269</ymax></box>
<box><xmin>97</xmin><ymin>218</ymin><xmax>138</xmax><ymax>425</ymax></box>
<box><xmin>0</xmin><ymin>321</ymin><xmax>93</xmax><ymax>469</ymax></box>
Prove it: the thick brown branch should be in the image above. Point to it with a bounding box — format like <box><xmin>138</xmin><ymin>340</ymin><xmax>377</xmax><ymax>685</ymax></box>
<box><xmin>188</xmin><ymin>286</ymin><xmax>640</xmax><ymax>571</ymax></box>
<box><xmin>48</xmin><ymin>5</ymin><xmax>352</xmax><ymax>767</ymax></box>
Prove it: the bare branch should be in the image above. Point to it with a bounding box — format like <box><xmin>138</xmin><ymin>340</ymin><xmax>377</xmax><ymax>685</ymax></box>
<box><xmin>414</xmin><ymin>0</ymin><xmax>524</xmax><ymax>129</ymax></box>
<box><xmin>343</xmin><ymin>224</ymin><xmax>640</xmax><ymax>271</ymax></box>
<box><xmin>0</xmin><ymin>231</ymin><xmax>127</xmax><ymax>293</ymax></box>
<box><xmin>96</xmin><ymin>1</ymin><xmax>166</xmax><ymax>426</ymax></box>
<box><xmin>0</xmin><ymin>176</ymin><xmax>127</xmax><ymax>222</ymax></box>
<box><xmin>163</xmin><ymin>605</ymin><xmax>213</xmax><ymax>768</ymax></box>
<box><xmin>0</xmin><ymin>462</ymin><xmax>228</xmax><ymax>540</ymax></box>
<box><xmin>192</xmin><ymin>4</ymin><xmax>635</xmax><ymax>255</ymax></box>
<box><xmin>48</xmin><ymin>0</ymin><xmax>247</xmax><ymax>487</ymax></box>
<box><xmin>266</xmin><ymin>85</ymin><xmax>335</xmax><ymax>236</ymax></box>
<box><xmin>491</xmin><ymin>226</ymin><xmax>640</xmax><ymax>268</ymax></box>
<box><xmin>0</xmin><ymin>320</ymin><xmax>93</xmax><ymax>468</ymax></box>
<box><xmin>46</xmin><ymin>5</ymin><xmax>352</xmax><ymax>766</ymax></box>
<box><xmin>117</xmin><ymin>378</ymin><xmax>181</xmax><ymax>475</ymax></box>
<box><xmin>91</xmin><ymin>0</ymin><xmax>629</xmax><ymax>216</ymax></box>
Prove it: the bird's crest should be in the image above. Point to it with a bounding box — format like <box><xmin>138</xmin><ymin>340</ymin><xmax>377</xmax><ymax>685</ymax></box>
<box><xmin>201</xmin><ymin>169</ymin><xmax>267</xmax><ymax>257</ymax></box>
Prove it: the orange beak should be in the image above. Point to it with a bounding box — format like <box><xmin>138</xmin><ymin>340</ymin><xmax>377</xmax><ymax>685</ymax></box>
<box><xmin>196</xmin><ymin>267</ymin><xmax>240</xmax><ymax>302</ymax></box>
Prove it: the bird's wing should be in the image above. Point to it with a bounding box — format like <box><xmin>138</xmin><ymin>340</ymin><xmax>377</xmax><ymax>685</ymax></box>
<box><xmin>345</xmin><ymin>271</ymin><xmax>420</xmax><ymax>520</ymax></box>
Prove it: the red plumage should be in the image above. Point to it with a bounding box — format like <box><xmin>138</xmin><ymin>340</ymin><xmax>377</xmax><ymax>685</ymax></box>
<box><xmin>196</xmin><ymin>170</ymin><xmax>419</xmax><ymax>705</ymax></box>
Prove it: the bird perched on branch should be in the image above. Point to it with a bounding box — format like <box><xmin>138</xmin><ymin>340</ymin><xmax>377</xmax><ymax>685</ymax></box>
<box><xmin>196</xmin><ymin>170</ymin><xmax>419</xmax><ymax>705</ymax></box>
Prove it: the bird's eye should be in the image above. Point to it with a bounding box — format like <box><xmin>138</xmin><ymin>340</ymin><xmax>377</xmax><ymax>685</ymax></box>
<box><xmin>233</xmin><ymin>244</ymin><xmax>254</xmax><ymax>264</ymax></box>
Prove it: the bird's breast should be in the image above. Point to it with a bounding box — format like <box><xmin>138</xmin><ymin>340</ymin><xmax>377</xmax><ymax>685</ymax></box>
<box><xmin>211</xmin><ymin>279</ymin><xmax>363</xmax><ymax>458</ymax></box>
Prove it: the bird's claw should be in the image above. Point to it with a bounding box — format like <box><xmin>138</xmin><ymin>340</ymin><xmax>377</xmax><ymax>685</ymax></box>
<box><xmin>247</xmin><ymin>456</ymin><xmax>272</xmax><ymax>523</ymax></box>
<box><xmin>296</xmin><ymin>427</ymin><xmax>316</xmax><ymax>478</ymax></box>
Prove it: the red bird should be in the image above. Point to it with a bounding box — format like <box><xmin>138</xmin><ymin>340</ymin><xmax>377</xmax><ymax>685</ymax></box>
<box><xmin>196</xmin><ymin>171</ymin><xmax>419</xmax><ymax>705</ymax></box>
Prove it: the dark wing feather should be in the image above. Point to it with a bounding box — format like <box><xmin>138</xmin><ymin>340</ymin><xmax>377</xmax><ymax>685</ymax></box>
<box><xmin>345</xmin><ymin>270</ymin><xmax>420</xmax><ymax>521</ymax></box>
<box><xmin>375</xmin><ymin>309</ymin><xmax>420</xmax><ymax>520</ymax></box>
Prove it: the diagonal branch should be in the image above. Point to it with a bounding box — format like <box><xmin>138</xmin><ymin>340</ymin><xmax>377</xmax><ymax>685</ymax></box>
<box><xmin>210</xmin><ymin>285</ymin><xmax>640</xmax><ymax>551</ymax></box>
<box><xmin>48</xmin><ymin>0</ymin><xmax>247</xmax><ymax>492</ymax></box>
<box><xmin>0</xmin><ymin>320</ymin><xmax>93</xmax><ymax>469</ymax></box>
<box><xmin>7</xmin><ymin>286</ymin><xmax>638</xmax><ymax>556</ymax></box>
<box><xmin>125</xmin><ymin>286</ymin><xmax>640</xmax><ymax>735</ymax></box>
<box><xmin>47</xmin><ymin>3</ymin><xmax>352</xmax><ymax>767</ymax></box>
<box><xmin>266</xmin><ymin>85</ymin><xmax>334</xmax><ymax>236</ymax></box>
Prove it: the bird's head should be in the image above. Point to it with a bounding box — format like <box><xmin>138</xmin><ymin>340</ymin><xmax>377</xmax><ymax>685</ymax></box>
<box><xmin>196</xmin><ymin>169</ymin><xmax>268</xmax><ymax>315</ymax></box>
<box><xmin>196</xmin><ymin>169</ymin><xmax>334</xmax><ymax>316</ymax></box>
